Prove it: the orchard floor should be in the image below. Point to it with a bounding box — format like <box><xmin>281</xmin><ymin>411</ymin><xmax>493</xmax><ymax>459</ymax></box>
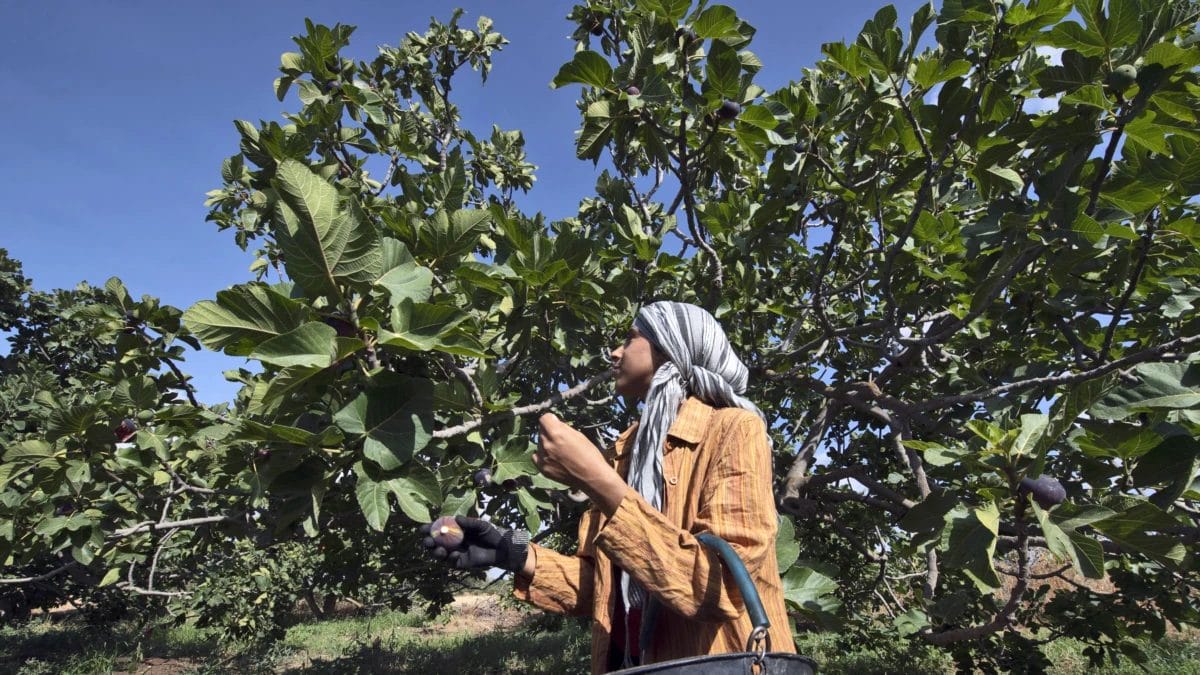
<box><xmin>2</xmin><ymin>592</ymin><xmax>1199</xmax><ymax>674</ymax></box>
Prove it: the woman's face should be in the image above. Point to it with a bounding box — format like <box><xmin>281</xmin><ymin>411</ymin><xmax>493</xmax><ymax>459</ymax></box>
<box><xmin>610</xmin><ymin>327</ymin><xmax>661</xmax><ymax>399</ymax></box>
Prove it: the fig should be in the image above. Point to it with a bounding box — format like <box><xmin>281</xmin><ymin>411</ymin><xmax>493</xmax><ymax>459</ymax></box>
<box><xmin>716</xmin><ymin>100</ymin><xmax>742</xmax><ymax>120</ymax></box>
<box><xmin>675</xmin><ymin>27</ymin><xmax>698</xmax><ymax>43</ymax></box>
<box><xmin>1018</xmin><ymin>474</ymin><xmax>1066</xmax><ymax>509</ymax></box>
<box><xmin>625</xmin><ymin>85</ymin><xmax>641</xmax><ymax>96</ymax></box>
<box><xmin>473</xmin><ymin>468</ymin><xmax>493</xmax><ymax>488</ymax></box>
<box><xmin>322</xmin><ymin>316</ymin><xmax>356</xmax><ymax>338</ymax></box>
<box><xmin>114</xmin><ymin>419</ymin><xmax>137</xmax><ymax>443</ymax></box>
<box><xmin>591</xmin><ymin>23</ymin><xmax>604</xmax><ymax>36</ymax></box>
<box><xmin>430</xmin><ymin>515</ymin><xmax>464</xmax><ymax>548</ymax></box>
<box><xmin>1107</xmin><ymin>64</ymin><xmax>1138</xmax><ymax>92</ymax></box>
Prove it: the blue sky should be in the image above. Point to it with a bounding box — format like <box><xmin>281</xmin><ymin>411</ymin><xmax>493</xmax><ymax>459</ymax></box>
<box><xmin>3</xmin><ymin>1</ymin><xmax>927</xmax><ymax>404</ymax></box>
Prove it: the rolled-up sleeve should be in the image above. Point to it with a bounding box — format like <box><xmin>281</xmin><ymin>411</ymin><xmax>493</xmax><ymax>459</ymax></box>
<box><xmin>593</xmin><ymin>416</ymin><xmax>776</xmax><ymax>622</ymax></box>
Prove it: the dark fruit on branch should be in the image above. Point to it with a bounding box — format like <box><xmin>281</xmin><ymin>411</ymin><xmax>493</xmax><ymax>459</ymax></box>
<box><xmin>675</xmin><ymin>27</ymin><xmax>698</xmax><ymax>43</ymax></box>
<box><xmin>114</xmin><ymin>419</ymin><xmax>137</xmax><ymax>443</ymax></box>
<box><xmin>473</xmin><ymin>468</ymin><xmax>493</xmax><ymax>488</ymax></box>
<box><xmin>589</xmin><ymin>20</ymin><xmax>604</xmax><ymax>36</ymax></box>
<box><xmin>1018</xmin><ymin>474</ymin><xmax>1066</xmax><ymax>509</ymax></box>
<box><xmin>1107</xmin><ymin>64</ymin><xmax>1137</xmax><ymax>91</ymax></box>
<box><xmin>716</xmin><ymin>100</ymin><xmax>742</xmax><ymax>120</ymax></box>
<box><xmin>625</xmin><ymin>85</ymin><xmax>641</xmax><ymax>96</ymax></box>
<box><xmin>322</xmin><ymin>316</ymin><xmax>356</xmax><ymax>338</ymax></box>
<box><xmin>431</xmin><ymin>515</ymin><xmax>464</xmax><ymax>548</ymax></box>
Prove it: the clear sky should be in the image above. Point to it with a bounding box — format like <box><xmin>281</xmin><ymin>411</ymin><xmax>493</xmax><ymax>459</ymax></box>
<box><xmin>2</xmin><ymin>1</ymin><xmax>927</xmax><ymax>404</ymax></box>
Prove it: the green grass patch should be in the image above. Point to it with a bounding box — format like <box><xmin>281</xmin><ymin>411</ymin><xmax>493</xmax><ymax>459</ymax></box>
<box><xmin>3</xmin><ymin>607</ymin><xmax>1198</xmax><ymax>674</ymax></box>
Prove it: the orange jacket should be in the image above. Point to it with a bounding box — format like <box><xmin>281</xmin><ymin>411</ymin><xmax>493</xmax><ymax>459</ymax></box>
<box><xmin>514</xmin><ymin>397</ymin><xmax>795</xmax><ymax>673</ymax></box>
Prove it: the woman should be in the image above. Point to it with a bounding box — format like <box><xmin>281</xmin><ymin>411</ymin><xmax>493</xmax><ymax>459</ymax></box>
<box><xmin>423</xmin><ymin>302</ymin><xmax>794</xmax><ymax>673</ymax></box>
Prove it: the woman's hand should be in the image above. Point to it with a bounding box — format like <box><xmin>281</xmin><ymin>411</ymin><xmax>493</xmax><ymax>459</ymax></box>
<box><xmin>533</xmin><ymin>413</ymin><xmax>627</xmax><ymax>516</ymax></box>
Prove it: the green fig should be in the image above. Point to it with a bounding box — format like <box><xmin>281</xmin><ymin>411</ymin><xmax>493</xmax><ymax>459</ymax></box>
<box><xmin>1107</xmin><ymin>64</ymin><xmax>1138</xmax><ymax>92</ymax></box>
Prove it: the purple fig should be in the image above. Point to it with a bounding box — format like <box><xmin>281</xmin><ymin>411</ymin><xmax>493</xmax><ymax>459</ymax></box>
<box><xmin>473</xmin><ymin>468</ymin><xmax>493</xmax><ymax>488</ymax></box>
<box><xmin>1018</xmin><ymin>474</ymin><xmax>1066</xmax><ymax>509</ymax></box>
<box><xmin>430</xmin><ymin>515</ymin><xmax>464</xmax><ymax>548</ymax></box>
<box><xmin>114</xmin><ymin>419</ymin><xmax>137</xmax><ymax>443</ymax></box>
<box><xmin>716</xmin><ymin>100</ymin><xmax>742</xmax><ymax>120</ymax></box>
<box><xmin>625</xmin><ymin>85</ymin><xmax>641</xmax><ymax>96</ymax></box>
<box><xmin>322</xmin><ymin>316</ymin><xmax>356</xmax><ymax>338</ymax></box>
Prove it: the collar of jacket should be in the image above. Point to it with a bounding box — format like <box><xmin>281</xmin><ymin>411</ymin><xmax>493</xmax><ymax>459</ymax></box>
<box><xmin>611</xmin><ymin>397</ymin><xmax>712</xmax><ymax>460</ymax></box>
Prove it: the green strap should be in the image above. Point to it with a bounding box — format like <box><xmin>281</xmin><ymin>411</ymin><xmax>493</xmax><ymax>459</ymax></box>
<box><xmin>696</xmin><ymin>533</ymin><xmax>771</xmax><ymax>632</ymax></box>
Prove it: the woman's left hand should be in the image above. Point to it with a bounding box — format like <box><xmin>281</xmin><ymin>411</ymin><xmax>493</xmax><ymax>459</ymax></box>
<box><xmin>534</xmin><ymin>413</ymin><xmax>626</xmax><ymax>514</ymax></box>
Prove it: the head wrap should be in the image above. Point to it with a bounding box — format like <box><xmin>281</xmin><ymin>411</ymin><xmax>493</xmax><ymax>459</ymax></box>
<box><xmin>619</xmin><ymin>302</ymin><xmax>764</xmax><ymax>649</ymax></box>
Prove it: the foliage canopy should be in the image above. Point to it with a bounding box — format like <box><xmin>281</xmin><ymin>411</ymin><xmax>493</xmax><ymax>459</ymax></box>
<box><xmin>3</xmin><ymin>1</ymin><xmax>1199</xmax><ymax>668</ymax></box>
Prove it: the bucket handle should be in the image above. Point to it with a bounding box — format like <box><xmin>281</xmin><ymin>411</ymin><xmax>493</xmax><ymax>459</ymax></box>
<box><xmin>696</xmin><ymin>533</ymin><xmax>771</xmax><ymax>657</ymax></box>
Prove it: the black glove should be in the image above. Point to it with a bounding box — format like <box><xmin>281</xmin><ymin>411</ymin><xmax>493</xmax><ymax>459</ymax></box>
<box><xmin>419</xmin><ymin>516</ymin><xmax>530</xmax><ymax>572</ymax></box>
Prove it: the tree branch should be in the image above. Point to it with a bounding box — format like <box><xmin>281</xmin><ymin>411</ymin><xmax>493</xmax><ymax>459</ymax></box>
<box><xmin>431</xmin><ymin>370</ymin><xmax>612</xmax><ymax>439</ymax></box>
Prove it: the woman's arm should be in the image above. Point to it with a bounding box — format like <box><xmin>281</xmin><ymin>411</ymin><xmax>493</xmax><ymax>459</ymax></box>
<box><xmin>512</xmin><ymin>509</ymin><xmax>606</xmax><ymax>617</ymax></box>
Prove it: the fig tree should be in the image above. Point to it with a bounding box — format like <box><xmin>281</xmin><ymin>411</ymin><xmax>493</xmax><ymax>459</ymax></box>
<box><xmin>1107</xmin><ymin>64</ymin><xmax>1137</xmax><ymax>92</ymax></box>
<box><xmin>1018</xmin><ymin>474</ymin><xmax>1066</xmax><ymax>509</ymax></box>
<box><xmin>431</xmin><ymin>515</ymin><xmax>464</xmax><ymax>548</ymax></box>
<box><xmin>716</xmin><ymin>100</ymin><xmax>742</xmax><ymax>120</ymax></box>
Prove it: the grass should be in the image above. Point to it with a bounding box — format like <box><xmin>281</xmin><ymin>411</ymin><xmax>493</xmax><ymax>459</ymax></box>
<box><xmin>1</xmin><ymin>599</ymin><xmax>1196</xmax><ymax>674</ymax></box>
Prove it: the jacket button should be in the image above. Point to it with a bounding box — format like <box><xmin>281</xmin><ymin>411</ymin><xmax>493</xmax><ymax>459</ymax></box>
<box><xmin>668</xmin><ymin>477</ymin><xmax>678</xmax><ymax>485</ymax></box>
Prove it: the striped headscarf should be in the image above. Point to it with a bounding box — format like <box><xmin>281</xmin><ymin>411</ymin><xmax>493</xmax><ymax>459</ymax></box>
<box><xmin>620</xmin><ymin>302</ymin><xmax>764</xmax><ymax>633</ymax></box>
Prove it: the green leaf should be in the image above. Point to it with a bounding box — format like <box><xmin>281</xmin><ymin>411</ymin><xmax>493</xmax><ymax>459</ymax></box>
<box><xmin>379</xmin><ymin>300</ymin><xmax>470</xmax><ymax>353</ymax></box>
<box><xmin>776</xmin><ymin>515</ymin><xmax>800</xmax><ymax>571</ymax></box>
<box><xmin>1132</xmin><ymin>435</ymin><xmax>1200</xmax><ymax>488</ymax></box>
<box><xmin>422</xmin><ymin>209</ymin><xmax>492</xmax><ymax>262</ymax></box>
<box><xmin>893</xmin><ymin>608</ymin><xmax>929</xmax><ymax>637</ymax></box>
<box><xmin>1043</xmin><ymin>22</ymin><xmax>1106</xmax><ymax>56</ymax></box>
<box><xmin>1033</xmin><ymin>501</ymin><xmax>1106</xmax><ymax>579</ymax></box>
<box><xmin>375</xmin><ymin>263</ymin><xmax>434</xmax><ymax>306</ymax></box>
<box><xmin>693</xmin><ymin>5</ymin><xmax>741</xmax><ymax>38</ymax></box>
<box><xmin>47</xmin><ymin>405</ymin><xmax>97</xmax><ymax>441</ymax></box>
<box><xmin>1031</xmin><ymin>375</ymin><xmax>1117</xmax><ymax>474</ymax></box>
<box><xmin>551</xmin><ymin>50</ymin><xmax>613</xmax><ymax>89</ymax></box>
<box><xmin>354</xmin><ymin>466</ymin><xmax>391</xmax><ymax>531</ymax></box>
<box><xmin>705</xmin><ymin>40</ymin><xmax>742</xmax><ymax>100</ymax></box>
<box><xmin>576</xmin><ymin>117</ymin><xmax>613</xmax><ymax>161</ymax></box>
<box><xmin>492</xmin><ymin>435</ymin><xmax>536</xmax><ymax>485</ymax></box>
<box><xmin>386</xmin><ymin>463</ymin><xmax>441</xmax><ymax>522</ymax></box>
<box><xmin>249</xmin><ymin>321</ymin><xmax>336</xmax><ymax>368</ymax></box>
<box><xmin>183</xmin><ymin>283</ymin><xmax>309</xmax><ymax>355</ymax></box>
<box><xmin>1092</xmin><ymin>363</ymin><xmax>1200</xmax><ymax>420</ymax></box>
<box><xmin>98</xmin><ymin>567</ymin><xmax>121</xmax><ymax>588</ymax></box>
<box><xmin>781</xmin><ymin>564</ymin><xmax>842</xmax><ymax>628</ymax></box>
<box><xmin>984</xmin><ymin>166</ymin><xmax>1024</xmax><ymax>193</ymax></box>
<box><xmin>736</xmin><ymin>104</ymin><xmax>777</xmax><ymax>131</ymax></box>
<box><xmin>334</xmin><ymin>376</ymin><xmax>433</xmax><ymax>471</ymax></box>
<box><xmin>899</xmin><ymin>491</ymin><xmax>958</xmax><ymax>546</ymax></box>
<box><xmin>1092</xmin><ymin>500</ymin><xmax>1187</xmax><ymax>564</ymax></box>
<box><xmin>273</xmin><ymin>159</ymin><xmax>382</xmax><ymax>299</ymax></box>
<box><xmin>1011</xmin><ymin>414</ymin><xmax>1049</xmax><ymax>456</ymax></box>
<box><xmin>3</xmin><ymin>440</ymin><xmax>54</xmax><ymax>462</ymax></box>
<box><xmin>940</xmin><ymin>502</ymin><xmax>1001</xmax><ymax>592</ymax></box>
<box><xmin>253</xmin><ymin>365</ymin><xmax>328</xmax><ymax>414</ymax></box>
